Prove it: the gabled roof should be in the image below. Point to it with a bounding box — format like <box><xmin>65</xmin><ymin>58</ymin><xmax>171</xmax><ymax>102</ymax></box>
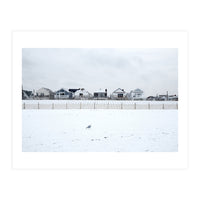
<box><xmin>23</xmin><ymin>90</ymin><xmax>32</xmax><ymax>97</ymax></box>
<box><xmin>75</xmin><ymin>88</ymin><xmax>91</xmax><ymax>95</ymax></box>
<box><xmin>133</xmin><ymin>88</ymin><xmax>143</xmax><ymax>93</ymax></box>
<box><xmin>55</xmin><ymin>88</ymin><xmax>72</xmax><ymax>93</ymax></box>
<box><xmin>43</xmin><ymin>87</ymin><xmax>52</xmax><ymax>92</ymax></box>
<box><xmin>113</xmin><ymin>88</ymin><xmax>126</xmax><ymax>93</ymax></box>
<box><xmin>37</xmin><ymin>87</ymin><xmax>53</xmax><ymax>93</ymax></box>
<box><xmin>69</xmin><ymin>88</ymin><xmax>80</xmax><ymax>93</ymax></box>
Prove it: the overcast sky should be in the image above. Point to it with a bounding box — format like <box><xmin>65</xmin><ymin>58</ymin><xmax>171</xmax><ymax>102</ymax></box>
<box><xmin>22</xmin><ymin>48</ymin><xmax>178</xmax><ymax>97</ymax></box>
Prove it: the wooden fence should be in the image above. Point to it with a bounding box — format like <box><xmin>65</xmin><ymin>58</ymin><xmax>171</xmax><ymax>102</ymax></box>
<box><xmin>22</xmin><ymin>102</ymin><xmax>178</xmax><ymax>110</ymax></box>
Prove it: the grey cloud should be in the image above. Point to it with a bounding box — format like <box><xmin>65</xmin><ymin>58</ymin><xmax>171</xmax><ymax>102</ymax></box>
<box><xmin>22</xmin><ymin>48</ymin><xmax>178</xmax><ymax>96</ymax></box>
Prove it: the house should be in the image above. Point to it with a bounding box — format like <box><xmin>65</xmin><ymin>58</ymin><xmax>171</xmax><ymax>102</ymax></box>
<box><xmin>146</xmin><ymin>96</ymin><xmax>156</xmax><ymax>101</ymax></box>
<box><xmin>22</xmin><ymin>90</ymin><xmax>34</xmax><ymax>100</ymax></box>
<box><xmin>54</xmin><ymin>88</ymin><xmax>73</xmax><ymax>99</ymax></box>
<box><xmin>168</xmin><ymin>95</ymin><xmax>178</xmax><ymax>101</ymax></box>
<box><xmin>74</xmin><ymin>88</ymin><xmax>92</xmax><ymax>99</ymax></box>
<box><xmin>155</xmin><ymin>93</ymin><xmax>178</xmax><ymax>101</ymax></box>
<box><xmin>155</xmin><ymin>95</ymin><xmax>168</xmax><ymax>101</ymax></box>
<box><xmin>36</xmin><ymin>87</ymin><xmax>54</xmax><ymax>99</ymax></box>
<box><xmin>128</xmin><ymin>88</ymin><xmax>144</xmax><ymax>100</ymax></box>
<box><xmin>110</xmin><ymin>88</ymin><xmax>127</xmax><ymax>100</ymax></box>
<box><xmin>93</xmin><ymin>89</ymin><xmax>108</xmax><ymax>100</ymax></box>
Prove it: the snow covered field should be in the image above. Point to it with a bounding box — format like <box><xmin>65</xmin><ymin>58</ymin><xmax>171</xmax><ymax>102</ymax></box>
<box><xmin>22</xmin><ymin>109</ymin><xmax>178</xmax><ymax>152</ymax></box>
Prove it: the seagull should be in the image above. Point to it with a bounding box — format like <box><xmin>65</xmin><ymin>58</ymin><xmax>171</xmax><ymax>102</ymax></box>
<box><xmin>86</xmin><ymin>125</ymin><xmax>92</xmax><ymax>129</ymax></box>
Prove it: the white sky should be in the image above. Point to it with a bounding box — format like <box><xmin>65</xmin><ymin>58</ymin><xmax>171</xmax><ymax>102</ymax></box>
<box><xmin>22</xmin><ymin>48</ymin><xmax>178</xmax><ymax>97</ymax></box>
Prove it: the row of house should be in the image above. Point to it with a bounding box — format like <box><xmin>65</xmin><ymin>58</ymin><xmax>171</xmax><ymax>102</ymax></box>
<box><xmin>22</xmin><ymin>87</ymin><xmax>178</xmax><ymax>101</ymax></box>
<box><xmin>22</xmin><ymin>87</ymin><xmax>144</xmax><ymax>100</ymax></box>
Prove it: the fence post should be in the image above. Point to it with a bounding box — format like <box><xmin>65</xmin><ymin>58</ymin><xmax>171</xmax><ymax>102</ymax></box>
<box><xmin>80</xmin><ymin>102</ymin><xmax>81</xmax><ymax>109</ymax></box>
<box><xmin>23</xmin><ymin>102</ymin><xmax>25</xmax><ymax>109</ymax></box>
<box><xmin>52</xmin><ymin>103</ymin><xmax>54</xmax><ymax>109</ymax></box>
<box><xmin>66</xmin><ymin>103</ymin><xmax>67</xmax><ymax>109</ymax></box>
<box><xmin>107</xmin><ymin>102</ymin><xmax>109</xmax><ymax>109</ymax></box>
<box><xmin>176</xmin><ymin>103</ymin><xmax>178</xmax><ymax>109</ymax></box>
<box><xmin>134</xmin><ymin>103</ymin><xmax>136</xmax><ymax>109</ymax></box>
<box><xmin>94</xmin><ymin>102</ymin><xmax>95</xmax><ymax>109</ymax></box>
<box><xmin>148</xmin><ymin>103</ymin><xmax>150</xmax><ymax>109</ymax></box>
<box><xmin>163</xmin><ymin>104</ymin><xmax>164</xmax><ymax>109</ymax></box>
<box><xmin>38</xmin><ymin>102</ymin><xmax>40</xmax><ymax>109</ymax></box>
<box><xmin>121</xmin><ymin>103</ymin><xmax>123</xmax><ymax>109</ymax></box>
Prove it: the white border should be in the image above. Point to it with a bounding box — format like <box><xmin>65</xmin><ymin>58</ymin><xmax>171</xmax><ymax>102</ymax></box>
<box><xmin>12</xmin><ymin>31</ymin><xmax>188</xmax><ymax>169</ymax></box>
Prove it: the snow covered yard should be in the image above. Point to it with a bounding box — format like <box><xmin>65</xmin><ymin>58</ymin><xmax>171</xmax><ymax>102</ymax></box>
<box><xmin>22</xmin><ymin>110</ymin><xmax>178</xmax><ymax>152</ymax></box>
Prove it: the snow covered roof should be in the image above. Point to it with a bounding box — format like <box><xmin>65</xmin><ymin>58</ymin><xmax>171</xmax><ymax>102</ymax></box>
<box><xmin>37</xmin><ymin>87</ymin><xmax>54</xmax><ymax>94</ymax></box>
<box><xmin>23</xmin><ymin>90</ymin><xmax>33</xmax><ymax>97</ymax></box>
<box><xmin>37</xmin><ymin>87</ymin><xmax>53</xmax><ymax>92</ymax></box>
<box><xmin>55</xmin><ymin>88</ymin><xmax>72</xmax><ymax>93</ymax></box>
<box><xmin>169</xmin><ymin>96</ymin><xmax>178</xmax><ymax>99</ymax></box>
<box><xmin>133</xmin><ymin>88</ymin><xmax>143</xmax><ymax>93</ymax></box>
<box><xmin>112</xmin><ymin>88</ymin><xmax>126</xmax><ymax>93</ymax></box>
<box><xmin>75</xmin><ymin>88</ymin><xmax>91</xmax><ymax>95</ymax></box>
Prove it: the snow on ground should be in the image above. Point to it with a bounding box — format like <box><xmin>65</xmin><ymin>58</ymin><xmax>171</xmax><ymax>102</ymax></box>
<box><xmin>22</xmin><ymin>110</ymin><xmax>178</xmax><ymax>152</ymax></box>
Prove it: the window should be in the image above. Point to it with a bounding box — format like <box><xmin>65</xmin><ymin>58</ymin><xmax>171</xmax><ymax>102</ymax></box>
<box><xmin>100</xmin><ymin>93</ymin><xmax>105</xmax><ymax>98</ymax></box>
<box><xmin>118</xmin><ymin>94</ymin><xmax>123</xmax><ymax>98</ymax></box>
